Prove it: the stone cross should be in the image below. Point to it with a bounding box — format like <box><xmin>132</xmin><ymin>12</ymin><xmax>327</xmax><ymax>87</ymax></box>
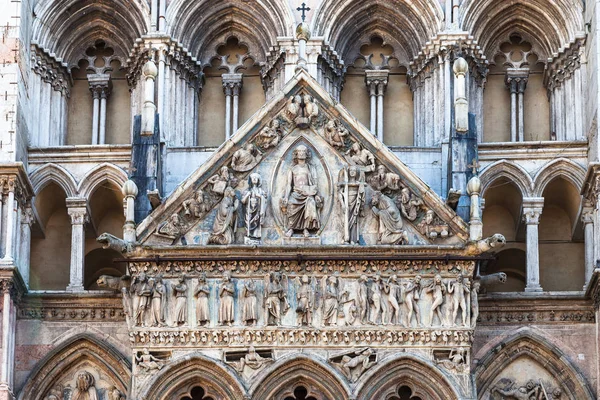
<box><xmin>297</xmin><ymin>2</ymin><xmax>311</xmax><ymax>22</ymax></box>
<box><xmin>467</xmin><ymin>158</ymin><xmax>480</xmax><ymax>175</ymax></box>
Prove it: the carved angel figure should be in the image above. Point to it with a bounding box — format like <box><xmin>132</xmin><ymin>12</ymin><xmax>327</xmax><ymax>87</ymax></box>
<box><xmin>72</xmin><ymin>371</ymin><xmax>98</xmax><ymax>400</ymax></box>
<box><xmin>219</xmin><ymin>272</ymin><xmax>235</xmax><ymax>326</ymax></box>
<box><xmin>322</xmin><ymin>276</ymin><xmax>346</xmax><ymax>326</ymax></box>
<box><xmin>424</xmin><ymin>274</ymin><xmax>446</xmax><ymax>326</ymax></box>
<box><xmin>346</xmin><ymin>142</ymin><xmax>375</xmax><ymax>172</ymax></box>
<box><xmin>302</xmin><ymin>94</ymin><xmax>319</xmax><ymax>120</ymax></box>
<box><xmin>404</xmin><ymin>275</ymin><xmax>422</xmax><ymax>327</ymax></box>
<box><xmin>295</xmin><ymin>275</ymin><xmax>315</xmax><ymax>326</ymax></box>
<box><xmin>136</xmin><ymin>348</ymin><xmax>164</xmax><ymax>373</ymax></box>
<box><xmin>194</xmin><ymin>273</ymin><xmax>210</xmax><ymax>326</ymax></box>
<box><xmin>242</xmin><ymin>173</ymin><xmax>267</xmax><ymax>241</ymax></box>
<box><xmin>231</xmin><ymin>144</ymin><xmax>261</xmax><ymax>172</ymax></box>
<box><xmin>183</xmin><ymin>188</ymin><xmax>210</xmax><ymax>218</ymax></box>
<box><xmin>208</xmin><ymin>187</ymin><xmax>239</xmax><ymax>245</ymax></box>
<box><xmin>338</xmin><ymin>348</ymin><xmax>376</xmax><ymax>382</ymax></box>
<box><xmin>448</xmin><ymin>273</ymin><xmax>470</xmax><ymax>327</ymax></box>
<box><xmin>280</xmin><ymin>145</ymin><xmax>322</xmax><ymax>238</ymax></box>
<box><xmin>173</xmin><ymin>276</ymin><xmax>188</xmax><ymax>326</ymax></box>
<box><xmin>285</xmin><ymin>95</ymin><xmax>301</xmax><ymax>121</ymax></box>
<box><xmin>149</xmin><ymin>276</ymin><xmax>166</xmax><ymax>327</ymax></box>
<box><xmin>255</xmin><ymin>119</ymin><xmax>283</xmax><ymax>149</ymax></box>
<box><xmin>383</xmin><ymin>275</ymin><xmax>402</xmax><ymax>325</ymax></box>
<box><xmin>208</xmin><ymin>166</ymin><xmax>238</xmax><ymax>195</ymax></box>
<box><xmin>242</xmin><ymin>280</ymin><xmax>258</xmax><ymax>326</ymax></box>
<box><xmin>264</xmin><ymin>272</ymin><xmax>289</xmax><ymax>325</ymax></box>
<box><xmin>325</xmin><ymin>119</ymin><xmax>349</xmax><ymax>148</ymax></box>
<box><xmin>338</xmin><ymin>165</ymin><xmax>366</xmax><ymax>244</ymax></box>
<box><xmin>230</xmin><ymin>345</ymin><xmax>273</xmax><ymax>372</ymax></box>
<box><xmin>371</xmin><ymin>191</ymin><xmax>408</xmax><ymax>245</ymax></box>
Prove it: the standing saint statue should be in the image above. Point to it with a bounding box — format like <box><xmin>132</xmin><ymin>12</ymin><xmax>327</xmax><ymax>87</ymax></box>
<box><xmin>132</xmin><ymin>273</ymin><xmax>151</xmax><ymax>327</ymax></box>
<box><xmin>242</xmin><ymin>280</ymin><xmax>258</xmax><ymax>326</ymax></box>
<box><xmin>173</xmin><ymin>277</ymin><xmax>188</xmax><ymax>326</ymax></box>
<box><xmin>338</xmin><ymin>165</ymin><xmax>366</xmax><ymax>244</ymax></box>
<box><xmin>219</xmin><ymin>272</ymin><xmax>235</xmax><ymax>326</ymax></box>
<box><xmin>280</xmin><ymin>145</ymin><xmax>322</xmax><ymax>238</ymax></box>
<box><xmin>321</xmin><ymin>276</ymin><xmax>345</xmax><ymax>326</ymax></box>
<box><xmin>150</xmin><ymin>276</ymin><xmax>166</xmax><ymax>327</ymax></box>
<box><xmin>295</xmin><ymin>275</ymin><xmax>315</xmax><ymax>326</ymax></box>
<box><xmin>371</xmin><ymin>191</ymin><xmax>408</xmax><ymax>245</ymax></box>
<box><xmin>242</xmin><ymin>173</ymin><xmax>268</xmax><ymax>243</ymax></box>
<box><xmin>264</xmin><ymin>272</ymin><xmax>289</xmax><ymax>325</ymax></box>
<box><xmin>208</xmin><ymin>186</ymin><xmax>239</xmax><ymax>245</ymax></box>
<box><xmin>194</xmin><ymin>273</ymin><xmax>210</xmax><ymax>326</ymax></box>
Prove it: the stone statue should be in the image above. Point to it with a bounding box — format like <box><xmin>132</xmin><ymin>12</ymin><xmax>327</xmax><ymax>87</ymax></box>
<box><xmin>338</xmin><ymin>165</ymin><xmax>366</xmax><ymax>244</ymax></box>
<box><xmin>183</xmin><ymin>188</ymin><xmax>210</xmax><ymax>218</ymax></box>
<box><xmin>322</xmin><ymin>276</ymin><xmax>345</xmax><ymax>326</ymax></box>
<box><xmin>417</xmin><ymin>209</ymin><xmax>450</xmax><ymax>239</ymax></box>
<box><xmin>368</xmin><ymin>274</ymin><xmax>383</xmax><ymax>325</ymax></box>
<box><xmin>132</xmin><ymin>273</ymin><xmax>151</xmax><ymax>326</ymax></box>
<box><xmin>371</xmin><ymin>191</ymin><xmax>408</xmax><ymax>245</ymax></box>
<box><xmin>369</xmin><ymin>165</ymin><xmax>391</xmax><ymax>192</ymax></box>
<box><xmin>397</xmin><ymin>188</ymin><xmax>423</xmax><ymax>221</ymax></box>
<box><xmin>448</xmin><ymin>273</ymin><xmax>470</xmax><ymax>326</ymax></box>
<box><xmin>242</xmin><ymin>280</ymin><xmax>258</xmax><ymax>326</ymax></box>
<box><xmin>44</xmin><ymin>384</ymin><xmax>64</xmax><ymax>400</ymax></box>
<box><xmin>72</xmin><ymin>371</ymin><xmax>98</xmax><ymax>400</ymax></box>
<box><xmin>194</xmin><ymin>273</ymin><xmax>210</xmax><ymax>326</ymax></box>
<box><xmin>136</xmin><ymin>348</ymin><xmax>164</xmax><ymax>373</ymax></box>
<box><xmin>108</xmin><ymin>387</ymin><xmax>126</xmax><ymax>400</ymax></box>
<box><xmin>208</xmin><ymin>166</ymin><xmax>238</xmax><ymax>195</ymax></box>
<box><xmin>264</xmin><ymin>272</ymin><xmax>289</xmax><ymax>325</ymax></box>
<box><xmin>425</xmin><ymin>274</ymin><xmax>446</xmax><ymax>326</ymax></box>
<box><xmin>156</xmin><ymin>213</ymin><xmax>183</xmax><ymax>237</ymax></box>
<box><xmin>231</xmin><ymin>143</ymin><xmax>261</xmax><ymax>172</ymax></box>
<box><xmin>356</xmin><ymin>275</ymin><xmax>369</xmax><ymax>324</ymax></box>
<box><xmin>173</xmin><ymin>276</ymin><xmax>188</xmax><ymax>326</ymax></box>
<box><xmin>324</xmin><ymin>119</ymin><xmax>348</xmax><ymax>148</ymax></box>
<box><xmin>255</xmin><ymin>119</ymin><xmax>283</xmax><ymax>149</ymax></box>
<box><xmin>208</xmin><ymin>186</ymin><xmax>239</xmax><ymax>245</ymax></box>
<box><xmin>436</xmin><ymin>348</ymin><xmax>467</xmax><ymax>373</ymax></box>
<box><xmin>149</xmin><ymin>276</ymin><xmax>166</xmax><ymax>327</ymax></box>
<box><xmin>280</xmin><ymin>144</ymin><xmax>322</xmax><ymax>238</ymax></box>
<box><xmin>335</xmin><ymin>348</ymin><xmax>376</xmax><ymax>382</ymax></box>
<box><xmin>404</xmin><ymin>276</ymin><xmax>422</xmax><ymax>327</ymax></box>
<box><xmin>345</xmin><ymin>142</ymin><xmax>375</xmax><ymax>172</ymax></box>
<box><xmin>470</xmin><ymin>280</ymin><xmax>481</xmax><ymax>328</ymax></box>
<box><xmin>230</xmin><ymin>345</ymin><xmax>273</xmax><ymax>373</ymax></box>
<box><xmin>383</xmin><ymin>275</ymin><xmax>401</xmax><ymax>325</ymax></box>
<box><xmin>491</xmin><ymin>378</ymin><xmax>551</xmax><ymax>400</ymax></box>
<box><xmin>219</xmin><ymin>272</ymin><xmax>235</xmax><ymax>326</ymax></box>
<box><xmin>242</xmin><ymin>173</ymin><xmax>267</xmax><ymax>243</ymax></box>
<box><xmin>295</xmin><ymin>275</ymin><xmax>315</xmax><ymax>326</ymax></box>
<box><xmin>285</xmin><ymin>95</ymin><xmax>301</xmax><ymax>121</ymax></box>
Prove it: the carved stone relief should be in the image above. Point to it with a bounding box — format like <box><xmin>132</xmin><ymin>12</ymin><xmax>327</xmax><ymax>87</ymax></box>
<box><xmin>490</xmin><ymin>378</ymin><xmax>562</xmax><ymax>400</ymax></box>
<box><xmin>330</xmin><ymin>348</ymin><xmax>377</xmax><ymax>382</ymax></box>
<box><xmin>225</xmin><ymin>346</ymin><xmax>274</xmax><ymax>376</ymax></box>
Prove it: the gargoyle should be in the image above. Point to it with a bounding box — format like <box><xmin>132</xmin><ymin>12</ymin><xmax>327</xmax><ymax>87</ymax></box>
<box><xmin>474</xmin><ymin>272</ymin><xmax>507</xmax><ymax>294</ymax></box>
<box><xmin>464</xmin><ymin>233</ymin><xmax>506</xmax><ymax>256</ymax></box>
<box><xmin>97</xmin><ymin>275</ymin><xmax>131</xmax><ymax>292</ymax></box>
<box><xmin>97</xmin><ymin>232</ymin><xmax>132</xmax><ymax>253</ymax></box>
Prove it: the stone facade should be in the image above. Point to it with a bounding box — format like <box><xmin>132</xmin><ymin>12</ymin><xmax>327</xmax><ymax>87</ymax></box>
<box><xmin>0</xmin><ymin>0</ymin><xmax>599</xmax><ymax>399</ymax></box>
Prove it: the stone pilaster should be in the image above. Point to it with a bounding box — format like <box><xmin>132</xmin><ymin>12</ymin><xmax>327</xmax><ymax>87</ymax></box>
<box><xmin>522</xmin><ymin>198</ymin><xmax>544</xmax><ymax>292</ymax></box>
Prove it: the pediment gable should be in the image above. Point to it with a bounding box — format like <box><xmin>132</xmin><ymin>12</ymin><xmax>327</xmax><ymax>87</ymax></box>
<box><xmin>136</xmin><ymin>70</ymin><xmax>469</xmax><ymax>247</ymax></box>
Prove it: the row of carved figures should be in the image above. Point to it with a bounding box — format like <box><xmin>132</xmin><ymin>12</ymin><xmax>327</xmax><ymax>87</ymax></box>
<box><xmin>110</xmin><ymin>271</ymin><xmax>482</xmax><ymax>329</ymax></box>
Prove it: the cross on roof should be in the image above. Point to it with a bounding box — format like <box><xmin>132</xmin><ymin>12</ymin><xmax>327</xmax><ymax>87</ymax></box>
<box><xmin>467</xmin><ymin>158</ymin><xmax>480</xmax><ymax>175</ymax></box>
<box><xmin>297</xmin><ymin>2</ymin><xmax>311</xmax><ymax>22</ymax></box>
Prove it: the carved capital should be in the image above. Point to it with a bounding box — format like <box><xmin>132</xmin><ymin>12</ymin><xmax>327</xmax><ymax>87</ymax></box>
<box><xmin>522</xmin><ymin>209</ymin><xmax>541</xmax><ymax>225</ymax></box>
<box><xmin>68</xmin><ymin>208</ymin><xmax>89</xmax><ymax>225</ymax></box>
<box><xmin>0</xmin><ymin>279</ymin><xmax>13</xmax><ymax>295</ymax></box>
<box><xmin>581</xmin><ymin>208</ymin><xmax>594</xmax><ymax>225</ymax></box>
<box><xmin>222</xmin><ymin>73</ymin><xmax>243</xmax><ymax>97</ymax></box>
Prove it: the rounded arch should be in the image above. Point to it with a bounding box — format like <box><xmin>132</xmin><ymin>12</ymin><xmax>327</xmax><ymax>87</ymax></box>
<box><xmin>32</xmin><ymin>0</ymin><xmax>148</xmax><ymax>65</ymax></box>
<box><xmin>166</xmin><ymin>0</ymin><xmax>294</xmax><ymax>63</ymax></box>
<box><xmin>77</xmin><ymin>162</ymin><xmax>128</xmax><ymax>199</ymax></box>
<box><xmin>532</xmin><ymin>158</ymin><xmax>586</xmax><ymax>197</ymax></box>
<box><xmin>250</xmin><ymin>355</ymin><xmax>351</xmax><ymax>400</ymax></box>
<box><xmin>355</xmin><ymin>354</ymin><xmax>461</xmax><ymax>400</ymax></box>
<box><xmin>460</xmin><ymin>0</ymin><xmax>584</xmax><ymax>61</ymax></box>
<box><xmin>475</xmin><ymin>330</ymin><xmax>594</xmax><ymax>400</ymax></box>
<box><xmin>140</xmin><ymin>353</ymin><xmax>246</xmax><ymax>400</ymax></box>
<box><xmin>480</xmin><ymin>160</ymin><xmax>533</xmax><ymax>198</ymax></box>
<box><xmin>313</xmin><ymin>0</ymin><xmax>443</xmax><ymax>66</ymax></box>
<box><xmin>30</xmin><ymin>163</ymin><xmax>78</xmax><ymax>198</ymax></box>
<box><xmin>18</xmin><ymin>334</ymin><xmax>131</xmax><ymax>400</ymax></box>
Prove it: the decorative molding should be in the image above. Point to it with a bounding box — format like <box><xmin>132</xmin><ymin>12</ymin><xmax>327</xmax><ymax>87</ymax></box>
<box><xmin>30</xmin><ymin>43</ymin><xmax>71</xmax><ymax>97</ymax></box>
<box><xmin>18</xmin><ymin>295</ymin><xmax>126</xmax><ymax>321</ymax></box>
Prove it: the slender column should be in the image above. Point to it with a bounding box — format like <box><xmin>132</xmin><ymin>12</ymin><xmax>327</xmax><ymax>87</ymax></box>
<box><xmin>66</xmin><ymin>200</ymin><xmax>88</xmax><ymax>292</ymax></box>
<box><xmin>224</xmin><ymin>84</ymin><xmax>232</xmax><ymax>140</ymax></box>
<box><xmin>232</xmin><ymin>81</ymin><xmax>242</xmax><ymax>133</ymax></box>
<box><xmin>19</xmin><ymin>206</ymin><xmax>34</xmax><ymax>288</ymax></box>
<box><xmin>365</xmin><ymin>70</ymin><xmax>389</xmax><ymax>142</ymax></box>
<box><xmin>508</xmin><ymin>79</ymin><xmax>518</xmax><ymax>142</ymax></box>
<box><xmin>142</xmin><ymin>56</ymin><xmax>158</xmax><ymax>136</ymax></box>
<box><xmin>582</xmin><ymin>207</ymin><xmax>595</xmax><ymax>288</ymax></box>
<box><xmin>150</xmin><ymin>0</ymin><xmax>158</xmax><ymax>30</ymax></box>
<box><xmin>91</xmin><ymin>89</ymin><xmax>100</xmax><ymax>145</ymax></box>
<box><xmin>0</xmin><ymin>280</ymin><xmax>14</xmax><ymax>391</ymax></box>
<box><xmin>99</xmin><ymin>89</ymin><xmax>108</xmax><ymax>144</ymax></box>
<box><xmin>222</xmin><ymin>73</ymin><xmax>243</xmax><ymax>140</ymax></box>
<box><xmin>368</xmin><ymin>82</ymin><xmax>376</xmax><ymax>134</ymax></box>
<box><xmin>467</xmin><ymin>176</ymin><xmax>483</xmax><ymax>241</ymax></box>
<box><xmin>158</xmin><ymin>0</ymin><xmax>166</xmax><ymax>30</ymax></box>
<box><xmin>453</xmin><ymin>58</ymin><xmax>469</xmax><ymax>133</ymax></box>
<box><xmin>3</xmin><ymin>178</ymin><xmax>16</xmax><ymax>262</ymax></box>
<box><xmin>505</xmin><ymin>69</ymin><xmax>528</xmax><ymax>142</ymax></box>
<box><xmin>377</xmin><ymin>81</ymin><xmax>385</xmax><ymax>142</ymax></box>
<box><xmin>158</xmin><ymin>49</ymin><xmax>166</xmax><ymax>141</ymax></box>
<box><xmin>523</xmin><ymin>199</ymin><xmax>544</xmax><ymax>292</ymax></box>
<box><xmin>122</xmin><ymin>180</ymin><xmax>138</xmax><ymax>243</ymax></box>
<box><xmin>517</xmin><ymin>78</ymin><xmax>527</xmax><ymax>142</ymax></box>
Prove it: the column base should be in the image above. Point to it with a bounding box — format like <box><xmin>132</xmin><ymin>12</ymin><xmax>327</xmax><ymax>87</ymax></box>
<box><xmin>66</xmin><ymin>284</ymin><xmax>85</xmax><ymax>292</ymax></box>
<box><xmin>0</xmin><ymin>258</ymin><xmax>14</xmax><ymax>267</ymax></box>
<box><xmin>524</xmin><ymin>285</ymin><xmax>543</xmax><ymax>293</ymax></box>
<box><xmin>0</xmin><ymin>384</ymin><xmax>15</xmax><ymax>400</ymax></box>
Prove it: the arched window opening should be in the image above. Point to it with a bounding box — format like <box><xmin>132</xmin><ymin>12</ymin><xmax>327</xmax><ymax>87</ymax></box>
<box><xmin>198</xmin><ymin>37</ymin><xmax>265</xmax><ymax>146</ymax></box>
<box><xmin>67</xmin><ymin>40</ymin><xmax>131</xmax><ymax>146</ymax></box>
<box><xmin>390</xmin><ymin>385</ymin><xmax>423</xmax><ymax>400</ymax></box>
<box><xmin>283</xmin><ymin>385</ymin><xmax>319</xmax><ymax>400</ymax></box>
<box><xmin>180</xmin><ymin>385</ymin><xmax>214</xmax><ymax>400</ymax></box>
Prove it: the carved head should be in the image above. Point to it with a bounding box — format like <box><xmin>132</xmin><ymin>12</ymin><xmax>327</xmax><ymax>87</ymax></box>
<box><xmin>351</xmin><ymin>142</ymin><xmax>361</xmax><ymax>153</ymax></box>
<box><xmin>377</xmin><ymin>165</ymin><xmax>386</xmax><ymax>176</ymax></box>
<box><xmin>401</xmin><ymin>188</ymin><xmax>410</xmax><ymax>203</ymax></box>
<box><xmin>248</xmin><ymin>173</ymin><xmax>261</xmax><ymax>187</ymax></box>
<box><xmin>434</xmin><ymin>274</ymin><xmax>442</xmax><ymax>284</ymax></box>
<box><xmin>390</xmin><ymin>275</ymin><xmax>398</xmax><ymax>283</ymax></box>
<box><xmin>198</xmin><ymin>272</ymin><xmax>207</xmax><ymax>283</ymax></box>
<box><xmin>223</xmin><ymin>272</ymin><xmax>231</xmax><ymax>282</ymax></box>
<box><xmin>76</xmin><ymin>371</ymin><xmax>95</xmax><ymax>391</ymax></box>
<box><xmin>472</xmin><ymin>280</ymin><xmax>481</xmax><ymax>291</ymax></box>
<box><xmin>224</xmin><ymin>187</ymin><xmax>236</xmax><ymax>198</ymax></box>
<box><xmin>272</xmin><ymin>119</ymin><xmax>280</xmax><ymax>128</ymax></box>
<box><xmin>143</xmin><ymin>348</ymin><xmax>150</xmax><ymax>354</ymax></box>
<box><xmin>415</xmin><ymin>275</ymin><xmax>422</xmax><ymax>284</ymax></box>
<box><xmin>249</xmin><ymin>345</ymin><xmax>256</xmax><ymax>353</ymax></box>
<box><xmin>220</xmin><ymin>166</ymin><xmax>230</xmax><ymax>178</ymax></box>
<box><xmin>301</xmin><ymin>275</ymin><xmax>309</xmax><ymax>283</ymax></box>
<box><xmin>293</xmin><ymin>145</ymin><xmax>310</xmax><ymax>163</ymax></box>
<box><xmin>360</xmin><ymin>275</ymin><xmax>368</xmax><ymax>282</ymax></box>
<box><xmin>348</xmin><ymin>165</ymin><xmax>358</xmax><ymax>179</ymax></box>
<box><xmin>244</xmin><ymin>143</ymin><xmax>254</xmax><ymax>153</ymax></box>
<box><xmin>178</xmin><ymin>276</ymin><xmax>186</xmax><ymax>283</ymax></box>
<box><xmin>425</xmin><ymin>209</ymin><xmax>434</xmax><ymax>224</ymax></box>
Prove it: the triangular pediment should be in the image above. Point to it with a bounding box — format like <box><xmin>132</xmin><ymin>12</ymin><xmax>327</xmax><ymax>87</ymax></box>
<box><xmin>136</xmin><ymin>70</ymin><xmax>469</xmax><ymax>248</ymax></box>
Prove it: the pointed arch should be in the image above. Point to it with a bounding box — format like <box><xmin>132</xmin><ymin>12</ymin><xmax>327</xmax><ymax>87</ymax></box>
<box><xmin>474</xmin><ymin>330</ymin><xmax>594</xmax><ymax>399</ymax></box>
<box><xmin>480</xmin><ymin>160</ymin><xmax>534</xmax><ymax>198</ymax></box>
<box><xmin>29</xmin><ymin>163</ymin><xmax>78</xmax><ymax>197</ymax></box>
<box><xmin>77</xmin><ymin>162</ymin><xmax>128</xmax><ymax>199</ymax></box>
<box><xmin>250</xmin><ymin>355</ymin><xmax>351</xmax><ymax>400</ymax></box>
<box><xmin>355</xmin><ymin>354</ymin><xmax>461</xmax><ymax>400</ymax></box>
<box><xmin>532</xmin><ymin>158</ymin><xmax>586</xmax><ymax>197</ymax></box>
<box><xmin>139</xmin><ymin>353</ymin><xmax>246</xmax><ymax>400</ymax></box>
<box><xmin>18</xmin><ymin>334</ymin><xmax>131</xmax><ymax>400</ymax></box>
